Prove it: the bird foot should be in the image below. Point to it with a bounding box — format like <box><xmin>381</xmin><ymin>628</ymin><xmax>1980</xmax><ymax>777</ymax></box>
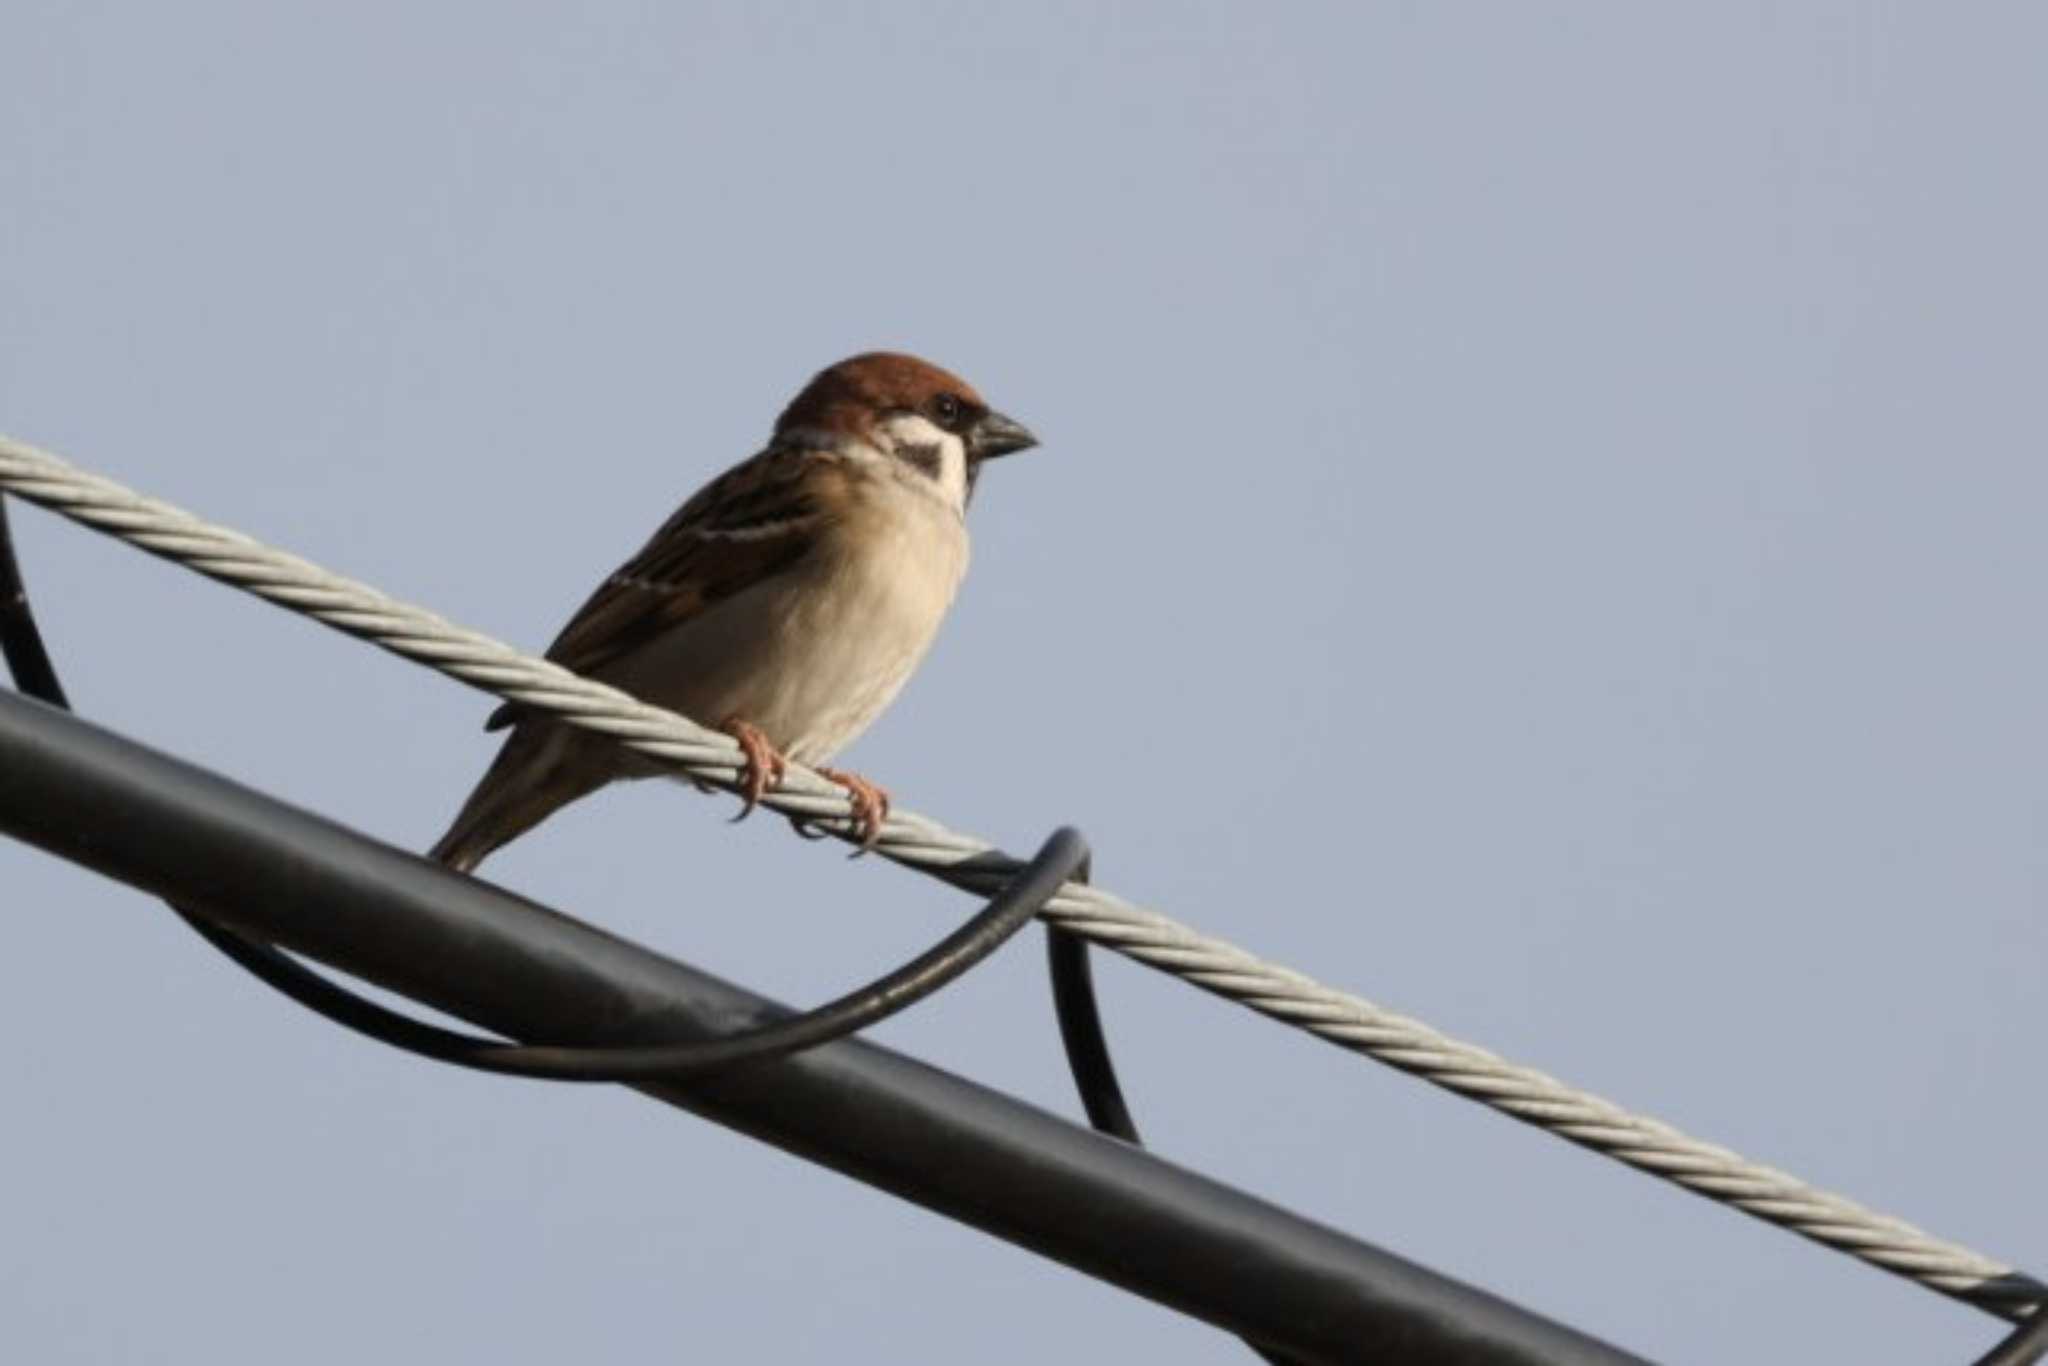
<box><xmin>816</xmin><ymin>767</ymin><xmax>892</xmax><ymax>851</ymax></box>
<box><xmin>720</xmin><ymin>717</ymin><xmax>788</xmax><ymax>821</ymax></box>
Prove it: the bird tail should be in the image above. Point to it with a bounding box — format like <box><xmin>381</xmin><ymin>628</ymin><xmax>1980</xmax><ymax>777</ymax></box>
<box><xmin>430</xmin><ymin>723</ymin><xmax>607</xmax><ymax>873</ymax></box>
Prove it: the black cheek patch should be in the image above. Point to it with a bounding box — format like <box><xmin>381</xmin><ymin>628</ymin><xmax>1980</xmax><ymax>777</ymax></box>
<box><xmin>897</xmin><ymin>443</ymin><xmax>945</xmax><ymax>482</ymax></box>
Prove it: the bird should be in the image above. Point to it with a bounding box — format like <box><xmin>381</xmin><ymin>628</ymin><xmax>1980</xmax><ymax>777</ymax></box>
<box><xmin>429</xmin><ymin>351</ymin><xmax>1039</xmax><ymax>874</ymax></box>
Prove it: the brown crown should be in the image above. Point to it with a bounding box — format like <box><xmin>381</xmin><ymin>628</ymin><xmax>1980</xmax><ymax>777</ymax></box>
<box><xmin>775</xmin><ymin>352</ymin><xmax>985</xmax><ymax>436</ymax></box>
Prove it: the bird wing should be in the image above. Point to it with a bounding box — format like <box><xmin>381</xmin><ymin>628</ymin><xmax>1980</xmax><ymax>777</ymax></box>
<box><xmin>485</xmin><ymin>443</ymin><xmax>841</xmax><ymax>731</ymax></box>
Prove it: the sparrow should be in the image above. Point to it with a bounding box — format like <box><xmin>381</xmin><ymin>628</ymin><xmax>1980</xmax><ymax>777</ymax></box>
<box><xmin>429</xmin><ymin>352</ymin><xmax>1039</xmax><ymax>874</ymax></box>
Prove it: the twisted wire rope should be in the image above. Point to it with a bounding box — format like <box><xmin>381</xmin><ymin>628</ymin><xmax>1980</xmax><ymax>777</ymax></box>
<box><xmin>1</xmin><ymin>433</ymin><xmax>2036</xmax><ymax>1322</ymax></box>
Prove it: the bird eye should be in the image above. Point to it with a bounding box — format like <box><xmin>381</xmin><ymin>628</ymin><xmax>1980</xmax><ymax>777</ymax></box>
<box><xmin>929</xmin><ymin>393</ymin><xmax>963</xmax><ymax>427</ymax></box>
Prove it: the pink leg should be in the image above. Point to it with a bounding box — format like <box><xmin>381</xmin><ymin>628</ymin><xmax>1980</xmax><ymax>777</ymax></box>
<box><xmin>720</xmin><ymin>717</ymin><xmax>788</xmax><ymax>820</ymax></box>
<box><xmin>816</xmin><ymin>767</ymin><xmax>892</xmax><ymax>850</ymax></box>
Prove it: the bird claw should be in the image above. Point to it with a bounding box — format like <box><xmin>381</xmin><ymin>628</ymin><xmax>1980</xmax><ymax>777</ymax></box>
<box><xmin>720</xmin><ymin>717</ymin><xmax>787</xmax><ymax>821</ymax></box>
<box><xmin>817</xmin><ymin>767</ymin><xmax>891</xmax><ymax>852</ymax></box>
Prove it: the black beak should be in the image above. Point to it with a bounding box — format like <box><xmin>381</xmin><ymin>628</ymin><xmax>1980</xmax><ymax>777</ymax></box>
<box><xmin>970</xmin><ymin>409</ymin><xmax>1038</xmax><ymax>460</ymax></box>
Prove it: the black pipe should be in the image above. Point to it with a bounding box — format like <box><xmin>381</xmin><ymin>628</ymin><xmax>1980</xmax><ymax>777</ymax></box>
<box><xmin>7</xmin><ymin>494</ymin><xmax>1267</xmax><ymax>1366</ymax></box>
<box><xmin>0</xmin><ymin>688</ymin><xmax>1652</xmax><ymax>1366</ymax></box>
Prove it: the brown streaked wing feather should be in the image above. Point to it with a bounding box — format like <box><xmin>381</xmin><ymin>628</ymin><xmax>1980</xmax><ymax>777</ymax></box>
<box><xmin>484</xmin><ymin>445</ymin><xmax>838</xmax><ymax>731</ymax></box>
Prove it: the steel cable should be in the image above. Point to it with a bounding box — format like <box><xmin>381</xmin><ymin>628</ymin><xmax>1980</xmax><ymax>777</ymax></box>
<box><xmin>2</xmin><ymin>433</ymin><xmax>2039</xmax><ymax>1323</ymax></box>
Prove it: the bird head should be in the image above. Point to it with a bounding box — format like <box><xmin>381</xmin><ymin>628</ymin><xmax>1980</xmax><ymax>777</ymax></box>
<box><xmin>776</xmin><ymin>352</ymin><xmax>1038</xmax><ymax>507</ymax></box>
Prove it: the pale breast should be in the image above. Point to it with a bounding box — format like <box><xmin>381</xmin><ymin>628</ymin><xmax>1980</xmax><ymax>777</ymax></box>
<box><xmin>596</xmin><ymin>475</ymin><xmax>969</xmax><ymax>766</ymax></box>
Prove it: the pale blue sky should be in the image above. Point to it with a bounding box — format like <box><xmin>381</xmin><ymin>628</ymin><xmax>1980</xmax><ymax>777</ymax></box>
<box><xmin>3</xmin><ymin>5</ymin><xmax>2044</xmax><ymax>1363</ymax></box>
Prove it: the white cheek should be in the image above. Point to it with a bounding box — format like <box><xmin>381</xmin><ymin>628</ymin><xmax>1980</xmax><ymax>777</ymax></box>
<box><xmin>882</xmin><ymin>413</ymin><xmax>970</xmax><ymax>509</ymax></box>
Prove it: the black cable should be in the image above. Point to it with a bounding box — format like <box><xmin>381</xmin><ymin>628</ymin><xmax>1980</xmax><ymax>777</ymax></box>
<box><xmin>1048</xmin><ymin>917</ymin><xmax>1138</xmax><ymax>1140</ymax></box>
<box><xmin>179</xmin><ymin>828</ymin><xmax>1083</xmax><ymax>1079</ymax></box>
<box><xmin>1</xmin><ymin>493</ymin><xmax>1083</xmax><ymax>1080</ymax></box>
<box><xmin>4</xmin><ymin>687</ymin><xmax>1663</xmax><ymax>1365</ymax></box>
<box><xmin>0</xmin><ymin>497</ymin><xmax>67</xmax><ymax>706</ymax></box>
<box><xmin>1974</xmin><ymin>1307</ymin><xmax>2048</xmax><ymax>1366</ymax></box>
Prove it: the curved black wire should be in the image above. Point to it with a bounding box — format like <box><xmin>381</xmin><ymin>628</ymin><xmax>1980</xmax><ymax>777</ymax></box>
<box><xmin>0</xmin><ymin>498</ymin><xmax>66</xmax><ymax>706</ymax></box>
<box><xmin>1047</xmin><ymin>916</ymin><xmax>1138</xmax><ymax>1140</ymax></box>
<box><xmin>181</xmin><ymin>827</ymin><xmax>1084</xmax><ymax>1080</ymax></box>
<box><xmin>2</xmin><ymin>493</ymin><xmax>1082</xmax><ymax>1080</ymax></box>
